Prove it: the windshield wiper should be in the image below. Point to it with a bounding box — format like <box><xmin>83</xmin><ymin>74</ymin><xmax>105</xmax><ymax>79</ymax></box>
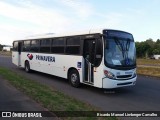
<box><xmin>114</xmin><ymin>38</ymin><xmax>131</xmax><ymax>65</ymax></box>
<box><xmin>126</xmin><ymin>39</ymin><xmax>131</xmax><ymax>51</ymax></box>
<box><xmin>114</xmin><ymin>37</ymin><xmax>125</xmax><ymax>58</ymax></box>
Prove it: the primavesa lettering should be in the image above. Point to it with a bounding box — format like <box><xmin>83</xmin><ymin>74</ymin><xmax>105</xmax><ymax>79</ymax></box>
<box><xmin>36</xmin><ymin>55</ymin><xmax>55</xmax><ymax>62</ymax></box>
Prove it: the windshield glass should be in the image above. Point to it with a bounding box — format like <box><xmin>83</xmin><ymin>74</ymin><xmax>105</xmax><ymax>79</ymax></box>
<box><xmin>104</xmin><ymin>31</ymin><xmax>136</xmax><ymax>69</ymax></box>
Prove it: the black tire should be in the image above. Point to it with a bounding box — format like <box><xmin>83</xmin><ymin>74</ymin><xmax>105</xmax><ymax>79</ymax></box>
<box><xmin>25</xmin><ymin>61</ymin><xmax>31</xmax><ymax>73</ymax></box>
<box><xmin>69</xmin><ymin>69</ymin><xmax>80</xmax><ymax>88</ymax></box>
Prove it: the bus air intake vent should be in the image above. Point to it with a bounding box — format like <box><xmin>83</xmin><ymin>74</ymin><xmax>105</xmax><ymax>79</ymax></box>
<box><xmin>117</xmin><ymin>82</ymin><xmax>132</xmax><ymax>86</ymax></box>
<box><xmin>117</xmin><ymin>75</ymin><xmax>132</xmax><ymax>79</ymax></box>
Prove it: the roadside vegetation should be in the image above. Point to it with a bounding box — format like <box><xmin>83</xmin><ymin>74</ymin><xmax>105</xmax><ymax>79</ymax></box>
<box><xmin>137</xmin><ymin>59</ymin><xmax>160</xmax><ymax>66</ymax></box>
<box><xmin>136</xmin><ymin>39</ymin><xmax>160</xmax><ymax>58</ymax></box>
<box><xmin>137</xmin><ymin>59</ymin><xmax>160</xmax><ymax>78</ymax></box>
<box><xmin>137</xmin><ymin>66</ymin><xmax>160</xmax><ymax>78</ymax></box>
<box><xmin>0</xmin><ymin>67</ymin><xmax>116</xmax><ymax>120</ymax></box>
<box><xmin>0</xmin><ymin>51</ymin><xmax>12</xmax><ymax>56</ymax></box>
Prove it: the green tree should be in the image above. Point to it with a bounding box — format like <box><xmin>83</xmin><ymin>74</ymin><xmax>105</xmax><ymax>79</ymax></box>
<box><xmin>153</xmin><ymin>40</ymin><xmax>160</xmax><ymax>54</ymax></box>
<box><xmin>156</xmin><ymin>39</ymin><xmax>160</xmax><ymax>44</ymax></box>
<box><xmin>153</xmin><ymin>49</ymin><xmax>160</xmax><ymax>55</ymax></box>
<box><xmin>135</xmin><ymin>38</ymin><xmax>160</xmax><ymax>58</ymax></box>
<box><xmin>0</xmin><ymin>44</ymin><xmax>3</xmax><ymax>51</ymax></box>
<box><xmin>146</xmin><ymin>38</ymin><xmax>154</xmax><ymax>47</ymax></box>
<box><xmin>135</xmin><ymin>42</ymin><xmax>142</xmax><ymax>58</ymax></box>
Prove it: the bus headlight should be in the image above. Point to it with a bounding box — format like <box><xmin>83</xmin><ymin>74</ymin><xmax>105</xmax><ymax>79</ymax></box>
<box><xmin>104</xmin><ymin>70</ymin><xmax>116</xmax><ymax>79</ymax></box>
<box><xmin>133</xmin><ymin>72</ymin><xmax>137</xmax><ymax>78</ymax></box>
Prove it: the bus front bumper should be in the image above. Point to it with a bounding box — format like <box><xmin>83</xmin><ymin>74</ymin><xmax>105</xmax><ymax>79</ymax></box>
<box><xmin>102</xmin><ymin>76</ymin><xmax>137</xmax><ymax>89</ymax></box>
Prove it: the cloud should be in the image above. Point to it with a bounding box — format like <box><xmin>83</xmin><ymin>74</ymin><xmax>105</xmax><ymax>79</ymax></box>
<box><xmin>0</xmin><ymin>22</ymin><xmax>36</xmax><ymax>45</ymax></box>
<box><xmin>57</xmin><ymin>0</ymin><xmax>93</xmax><ymax>19</ymax></box>
<box><xmin>127</xmin><ymin>8</ymin><xmax>145</xmax><ymax>16</ymax></box>
<box><xmin>0</xmin><ymin>1</ymin><xmax>75</xmax><ymax>45</ymax></box>
<box><xmin>0</xmin><ymin>1</ymin><xmax>71</xmax><ymax>30</ymax></box>
<box><xmin>91</xmin><ymin>12</ymin><xmax>124</xmax><ymax>29</ymax></box>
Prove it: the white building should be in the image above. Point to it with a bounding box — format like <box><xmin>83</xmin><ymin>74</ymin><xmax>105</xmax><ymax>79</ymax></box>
<box><xmin>154</xmin><ymin>55</ymin><xmax>160</xmax><ymax>59</ymax></box>
<box><xmin>2</xmin><ymin>45</ymin><xmax>12</xmax><ymax>51</ymax></box>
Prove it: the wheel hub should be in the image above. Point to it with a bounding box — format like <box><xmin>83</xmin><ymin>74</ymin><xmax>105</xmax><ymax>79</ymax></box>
<box><xmin>71</xmin><ymin>74</ymin><xmax>77</xmax><ymax>84</ymax></box>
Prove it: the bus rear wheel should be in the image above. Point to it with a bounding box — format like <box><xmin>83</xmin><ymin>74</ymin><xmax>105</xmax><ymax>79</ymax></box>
<box><xmin>25</xmin><ymin>61</ymin><xmax>31</xmax><ymax>73</ymax></box>
<box><xmin>69</xmin><ymin>70</ymin><xmax>80</xmax><ymax>88</ymax></box>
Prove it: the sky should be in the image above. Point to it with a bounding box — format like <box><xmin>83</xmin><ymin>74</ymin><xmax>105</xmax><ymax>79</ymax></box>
<box><xmin>0</xmin><ymin>0</ymin><xmax>160</xmax><ymax>45</ymax></box>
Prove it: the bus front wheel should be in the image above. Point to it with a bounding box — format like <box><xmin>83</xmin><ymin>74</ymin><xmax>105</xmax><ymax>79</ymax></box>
<box><xmin>25</xmin><ymin>61</ymin><xmax>31</xmax><ymax>73</ymax></box>
<box><xmin>69</xmin><ymin>69</ymin><xmax>80</xmax><ymax>88</ymax></box>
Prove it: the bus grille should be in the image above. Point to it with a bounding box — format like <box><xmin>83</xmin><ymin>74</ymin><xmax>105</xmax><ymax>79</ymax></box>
<box><xmin>117</xmin><ymin>82</ymin><xmax>132</xmax><ymax>86</ymax></box>
<box><xmin>116</xmin><ymin>75</ymin><xmax>132</xmax><ymax>79</ymax></box>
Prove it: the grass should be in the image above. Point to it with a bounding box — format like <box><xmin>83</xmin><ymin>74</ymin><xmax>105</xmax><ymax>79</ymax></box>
<box><xmin>0</xmin><ymin>51</ymin><xmax>12</xmax><ymax>56</ymax></box>
<box><xmin>137</xmin><ymin>66</ymin><xmax>160</xmax><ymax>78</ymax></box>
<box><xmin>137</xmin><ymin>59</ymin><xmax>160</xmax><ymax>78</ymax></box>
<box><xmin>137</xmin><ymin>59</ymin><xmax>160</xmax><ymax>66</ymax></box>
<box><xmin>0</xmin><ymin>67</ymin><xmax>116</xmax><ymax>120</ymax></box>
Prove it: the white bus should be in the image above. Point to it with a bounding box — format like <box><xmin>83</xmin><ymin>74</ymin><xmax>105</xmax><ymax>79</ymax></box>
<box><xmin>12</xmin><ymin>29</ymin><xmax>137</xmax><ymax>88</ymax></box>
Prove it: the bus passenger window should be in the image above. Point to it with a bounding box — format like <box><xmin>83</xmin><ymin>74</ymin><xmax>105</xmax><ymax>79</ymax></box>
<box><xmin>66</xmin><ymin>37</ymin><xmax>80</xmax><ymax>55</ymax></box>
<box><xmin>40</xmin><ymin>39</ymin><xmax>51</xmax><ymax>53</ymax></box>
<box><xmin>23</xmin><ymin>41</ymin><xmax>30</xmax><ymax>52</ymax></box>
<box><xmin>30</xmin><ymin>40</ymin><xmax>40</xmax><ymax>52</ymax></box>
<box><xmin>51</xmin><ymin>38</ymin><xmax>65</xmax><ymax>54</ymax></box>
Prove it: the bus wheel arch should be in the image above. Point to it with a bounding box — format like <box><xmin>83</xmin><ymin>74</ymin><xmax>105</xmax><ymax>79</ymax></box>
<box><xmin>68</xmin><ymin>68</ymin><xmax>81</xmax><ymax>88</ymax></box>
<box><xmin>25</xmin><ymin>60</ymin><xmax>31</xmax><ymax>73</ymax></box>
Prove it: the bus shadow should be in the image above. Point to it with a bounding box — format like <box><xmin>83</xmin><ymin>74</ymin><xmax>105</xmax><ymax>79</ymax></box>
<box><xmin>79</xmin><ymin>83</ymin><xmax>135</xmax><ymax>96</ymax></box>
<box><xmin>18</xmin><ymin>68</ymin><xmax>135</xmax><ymax>95</ymax></box>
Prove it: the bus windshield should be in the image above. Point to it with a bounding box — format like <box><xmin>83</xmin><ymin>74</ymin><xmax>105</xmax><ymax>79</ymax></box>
<box><xmin>104</xmin><ymin>30</ymin><xmax>136</xmax><ymax>70</ymax></box>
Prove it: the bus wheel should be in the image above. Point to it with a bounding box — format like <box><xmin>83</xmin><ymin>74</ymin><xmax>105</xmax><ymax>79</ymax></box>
<box><xmin>69</xmin><ymin>70</ymin><xmax>80</xmax><ymax>88</ymax></box>
<box><xmin>25</xmin><ymin>61</ymin><xmax>30</xmax><ymax>73</ymax></box>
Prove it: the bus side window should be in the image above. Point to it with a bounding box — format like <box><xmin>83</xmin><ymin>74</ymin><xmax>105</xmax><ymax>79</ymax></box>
<box><xmin>66</xmin><ymin>36</ymin><xmax>80</xmax><ymax>55</ymax></box>
<box><xmin>23</xmin><ymin>41</ymin><xmax>30</xmax><ymax>52</ymax></box>
<box><xmin>13</xmin><ymin>42</ymin><xmax>18</xmax><ymax>51</ymax></box>
<box><xmin>51</xmin><ymin>38</ymin><xmax>65</xmax><ymax>54</ymax></box>
<box><xmin>40</xmin><ymin>39</ymin><xmax>51</xmax><ymax>53</ymax></box>
<box><xmin>30</xmin><ymin>40</ymin><xmax>40</xmax><ymax>52</ymax></box>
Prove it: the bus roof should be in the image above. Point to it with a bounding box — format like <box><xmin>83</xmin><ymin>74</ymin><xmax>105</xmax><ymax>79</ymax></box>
<box><xmin>15</xmin><ymin>28</ymin><xmax>106</xmax><ymax>41</ymax></box>
<box><xmin>14</xmin><ymin>28</ymin><xmax>131</xmax><ymax>41</ymax></box>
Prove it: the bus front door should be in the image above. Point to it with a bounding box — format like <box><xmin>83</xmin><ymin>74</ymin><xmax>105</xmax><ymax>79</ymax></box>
<box><xmin>83</xmin><ymin>39</ymin><xmax>96</xmax><ymax>84</ymax></box>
